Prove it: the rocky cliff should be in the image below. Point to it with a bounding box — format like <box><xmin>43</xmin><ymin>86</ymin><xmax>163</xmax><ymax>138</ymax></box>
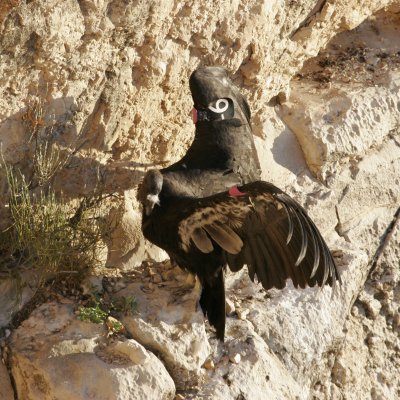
<box><xmin>0</xmin><ymin>1</ymin><xmax>399</xmax><ymax>399</ymax></box>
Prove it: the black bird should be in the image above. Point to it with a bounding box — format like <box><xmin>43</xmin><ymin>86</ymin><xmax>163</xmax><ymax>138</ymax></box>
<box><xmin>138</xmin><ymin>67</ymin><xmax>340</xmax><ymax>341</ymax></box>
<box><xmin>161</xmin><ymin>66</ymin><xmax>262</xmax><ymax>198</ymax></box>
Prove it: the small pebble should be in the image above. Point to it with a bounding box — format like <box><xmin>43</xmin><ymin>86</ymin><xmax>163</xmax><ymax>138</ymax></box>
<box><xmin>367</xmin><ymin>335</ymin><xmax>379</xmax><ymax>346</ymax></box>
<box><xmin>236</xmin><ymin>308</ymin><xmax>249</xmax><ymax>320</ymax></box>
<box><xmin>203</xmin><ymin>358</ymin><xmax>215</xmax><ymax>370</ymax></box>
<box><xmin>351</xmin><ymin>306</ymin><xmax>359</xmax><ymax>317</ymax></box>
<box><xmin>161</xmin><ymin>272</ymin><xmax>170</xmax><ymax>281</ymax></box>
<box><xmin>225</xmin><ymin>298</ymin><xmax>235</xmax><ymax>314</ymax></box>
<box><xmin>152</xmin><ymin>275</ymin><xmax>162</xmax><ymax>284</ymax></box>
<box><xmin>114</xmin><ymin>281</ymin><xmax>127</xmax><ymax>291</ymax></box>
<box><xmin>175</xmin><ymin>273</ymin><xmax>188</xmax><ymax>283</ymax></box>
<box><xmin>230</xmin><ymin>353</ymin><xmax>241</xmax><ymax>364</ymax></box>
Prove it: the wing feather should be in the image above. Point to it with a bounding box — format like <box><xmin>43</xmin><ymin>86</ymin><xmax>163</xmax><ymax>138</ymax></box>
<box><xmin>253</xmin><ymin>196</ymin><xmax>308</xmax><ymax>288</ymax></box>
<box><xmin>203</xmin><ymin>222</ymin><xmax>243</xmax><ymax>254</ymax></box>
<box><xmin>248</xmin><ymin>234</ymin><xmax>270</xmax><ymax>288</ymax></box>
<box><xmin>224</xmin><ymin>250</ymin><xmax>245</xmax><ymax>272</ymax></box>
<box><xmin>241</xmin><ymin>243</ymin><xmax>255</xmax><ymax>282</ymax></box>
<box><xmin>174</xmin><ymin>181</ymin><xmax>339</xmax><ymax>291</ymax></box>
<box><xmin>191</xmin><ymin>227</ymin><xmax>214</xmax><ymax>253</ymax></box>
<box><xmin>255</xmin><ymin>235</ymin><xmax>286</xmax><ymax>289</ymax></box>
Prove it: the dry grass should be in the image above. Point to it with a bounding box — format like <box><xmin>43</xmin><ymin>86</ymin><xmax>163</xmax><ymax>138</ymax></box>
<box><xmin>0</xmin><ymin>95</ymin><xmax>108</xmax><ymax>289</ymax></box>
<box><xmin>2</xmin><ymin>163</ymin><xmax>106</xmax><ymax>285</ymax></box>
<box><xmin>22</xmin><ymin>96</ymin><xmax>72</xmax><ymax>188</ymax></box>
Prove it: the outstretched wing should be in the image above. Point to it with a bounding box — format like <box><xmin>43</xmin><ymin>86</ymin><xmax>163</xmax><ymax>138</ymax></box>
<box><xmin>177</xmin><ymin>181</ymin><xmax>340</xmax><ymax>290</ymax></box>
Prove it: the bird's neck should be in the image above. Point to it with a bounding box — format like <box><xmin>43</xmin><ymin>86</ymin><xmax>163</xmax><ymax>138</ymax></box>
<box><xmin>166</xmin><ymin>120</ymin><xmax>249</xmax><ymax>171</ymax></box>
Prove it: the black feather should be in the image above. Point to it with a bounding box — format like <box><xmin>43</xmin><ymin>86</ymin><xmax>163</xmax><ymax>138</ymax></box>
<box><xmin>138</xmin><ymin>67</ymin><xmax>340</xmax><ymax>341</ymax></box>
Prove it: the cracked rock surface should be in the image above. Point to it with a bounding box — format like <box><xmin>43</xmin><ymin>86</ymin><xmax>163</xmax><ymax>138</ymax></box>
<box><xmin>9</xmin><ymin>302</ymin><xmax>175</xmax><ymax>400</ymax></box>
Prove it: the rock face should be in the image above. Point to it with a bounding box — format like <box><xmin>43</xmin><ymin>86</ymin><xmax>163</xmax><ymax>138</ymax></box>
<box><xmin>315</xmin><ymin>226</ymin><xmax>400</xmax><ymax>400</ymax></box>
<box><xmin>9</xmin><ymin>302</ymin><xmax>175</xmax><ymax>400</ymax></box>
<box><xmin>0</xmin><ymin>359</ymin><xmax>14</xmax><ymax>400</ymax></box>
<box><xmin>0</xmin><ymin>1</ymin><xmax>399</xmax><ymax>399</ymax></box>
<box><xmin>117</xmin><ymin>261</ymin><xmax>211</xmax><ymax>390</ymax></box>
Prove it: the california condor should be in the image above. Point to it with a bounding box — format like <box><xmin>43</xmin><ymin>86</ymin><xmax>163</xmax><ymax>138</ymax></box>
<box><xmin>137</xmin><ymin>67</ymin><xmax>340</xmax><ymax>341</ymax></box>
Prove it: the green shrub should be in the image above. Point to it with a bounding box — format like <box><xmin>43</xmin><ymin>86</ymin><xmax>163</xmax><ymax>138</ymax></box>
<box><xmin>78</xmin><ymin>303</ymin><xmax>108</xmax><ymax>324</ymax></box>
<box><xmin>2</xmin><ymin>163</ymin><xmax>105</xmax><ymax>283</ymax></box>
<box><xmin>0</xmin><ymin>96</ymin><xmax>109</xmax><ymax>320</ymax></box>
<box><xmin>78</xmin><ymin>292</ymin><xmax>137</xmax><ymax>335</ymax></box>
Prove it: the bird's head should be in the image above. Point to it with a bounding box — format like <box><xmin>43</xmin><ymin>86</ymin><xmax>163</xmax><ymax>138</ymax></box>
<box><xmin>189</xmin><ymin>66</ymin><xmax>251</xmax><ymax>124</ymax></box>
<box><xmin>137</xmin><ymin>169</ymin><xmax>163</xmax><ymax>216</ymax></box>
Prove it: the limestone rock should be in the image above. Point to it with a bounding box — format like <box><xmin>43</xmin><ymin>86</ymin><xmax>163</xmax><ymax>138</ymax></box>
<box><xmin>0</xmin><ymin>271</ymin><xmax>36</xmax><ymax>329</ymax></box>
<box><xmin>195</xmin><ymin>328</ymin><xmax>304</xmax><ymax>399</ymax></box>
<box><xmin>280</xmin><ymin>7</ymin><xmax>400</xmax><ymax>179</ymax></box>
<box><xmin>10</xmin><ymin>302</ymin><xmax>175</xmax><ymax>400</ymax></box>
<box><xmin>314</xmin><ymin>221</ymin><xmax>400</xmax><ymax>400</ymax></box>
<box><xmin>0</xmin><ymin>275</ymin><xmax>21</xmax><ymax>328</ymax></box>
<box><xmin>117</xmin><ymin>261</ymin><xmax>211</xmax><ymax>390</ymax></box>
<box><xmin>0</xmin><ymin>360</ymin><xmax>14</xmax><ymax>400</ymax></box>
<box><xmin>223</xmin><ymin>241</ymin><xmax>368</xmax><ymax>394</ymax></box>
<box><xmin>229</xmin><ymin>353</ymin><xmax>241</xmax><ymax>364</ymax></box>
<box><xmin>225</xmin><ymin>298</ymin><xmax>235</xmax><ymax>315</ymax></box>
<box><xmin>202</xmin><ymin>358</ymin><xmax>215</xmax><ymax>370</ymax></box>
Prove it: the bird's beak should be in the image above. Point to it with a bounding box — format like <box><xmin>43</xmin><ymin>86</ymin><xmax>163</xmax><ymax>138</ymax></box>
<box><xmin>145</xmin><ymin>194</ymin><xmax>160</xmax><ymax>216</ymax></box>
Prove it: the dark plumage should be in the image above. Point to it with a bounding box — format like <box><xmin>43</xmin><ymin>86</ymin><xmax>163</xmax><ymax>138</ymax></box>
<box><xmin>162</xmin><ymin>66</ymin><xmax>261</xmax><ymax>197</ymax></box>
<box><xmin>137</xmin><ymin>67</ymin><xmax>340</xmax><ymax>341</ymax></box>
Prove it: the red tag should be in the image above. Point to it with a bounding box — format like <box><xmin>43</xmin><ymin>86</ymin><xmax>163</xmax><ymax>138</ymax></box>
<box><xmin>192</xmin><ymin>107</ymin><xmax>198</xmax><ymax>124</ymax></box>
<box><xmin>228</xmin><ymin>186</ymin><xmax>247</xmax><ymax>197</ymax></box>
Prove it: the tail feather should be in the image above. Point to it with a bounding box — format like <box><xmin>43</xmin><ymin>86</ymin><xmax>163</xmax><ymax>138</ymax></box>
<box><xmin>199</xmin><ymin>269</ymin><xmax>226</xmax><ymax>341</ymax></box>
